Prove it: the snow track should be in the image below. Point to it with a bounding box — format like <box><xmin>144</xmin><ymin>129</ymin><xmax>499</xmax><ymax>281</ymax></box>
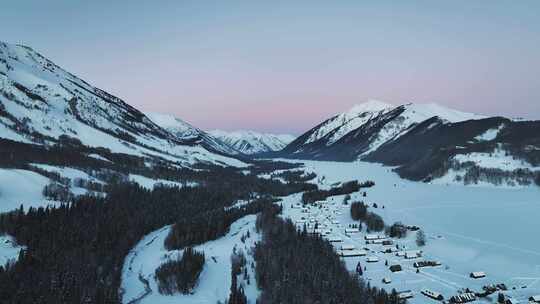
<box><xmin>121</xmin><ymin>215</ymin><xmax>261</xmax><ymax>304</ymax></box>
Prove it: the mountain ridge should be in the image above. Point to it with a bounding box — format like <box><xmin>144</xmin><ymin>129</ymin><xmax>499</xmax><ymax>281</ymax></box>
<box><xmin>279</xmin><ymin>100</ymin><xmax>540</xmax><ymax>187</ymax></box>
<box><xmin>0</xmin><ymin>41</ymin><xmax>245</xmax><ymax>167</ymax></box>
<box><xmin>209</xmin><ymin>129</ymin><xmax>295</xmax><ymax>155</ymax></box>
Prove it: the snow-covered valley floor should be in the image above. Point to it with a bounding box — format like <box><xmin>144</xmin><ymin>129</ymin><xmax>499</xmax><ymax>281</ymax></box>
<box><xmin>277</xmin><ymin>160</ymin><xmax>540</xmax><ymax>304</ymax></box>
<box><xmin>118</xmin><ymin>159</ymin><xmax>539</xmax><ymax>304</ymax></box>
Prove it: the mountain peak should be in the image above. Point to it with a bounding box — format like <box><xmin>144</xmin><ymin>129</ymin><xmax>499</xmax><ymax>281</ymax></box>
<box><xmin>401</xmin><ymin>102</ymin><xmax>485</xmax><ymax>123</ymax></box>
<box><xmin>347</xmin><ymin>100</ymin><xmax>393</xmax><ymax>115</ymax></box>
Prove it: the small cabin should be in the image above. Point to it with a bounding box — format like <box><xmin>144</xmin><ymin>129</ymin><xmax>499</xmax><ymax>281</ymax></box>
<box><xmin>450</xmin><ymin>293</ymin><xmax>476</xmax><ymax>303</ymax></box>
<box><xmin>366</xmin><ymin>256</ymin><xmax>379</xmax><ymax>263</ymax></box>
<box><xmin>341</xmin><ymin>244</ymin><xmax>356</xmax><ymax>251</ymax></box>
<box><xmin>382</xmin><ymin>248</ymin><xmax>398</xmax><ymax>254</ymax></box>
<box><xmin>470</xmin><ymin>271</ymin><xmax>486</xmax><ymax>279</ymax></box>
<box><xmin>422</xmin><ymin>289</ymin><xmax>444</xmax><ymax>301</ymax></box>
<box><xmin>340</xmin><ymin>250</ymin><xmax>367</xmax><ymax>257</ymax></box>
<box><xmin>530</xmin><ymin>296</ymin><xmax>540</xmax><ymax>303</ymax></box>
<box><xmin>382</xmin><ymin>277</ymin><xmax>392</xmax><ymax>284</ymax></box>
<box><xmin>327</xmin><ymin>236</ymin><xmax>342</xmax><ymax>243</ymax></box>
<box><xmin>405</xmin><ymin>251</ymin><xmax>421</xmax><ymax>259</ymax></box>
<box><xmin>345</xmin><ymin>228</ymin><xmax>359</xmax><ymax>234</ymax></box>
<box><xmin>398</xmin><ymin>290</ymin><xmax>414</xmax><ymax>300</ymax></box>
<box><xmin>414</xmin><ymin>260</ymin><xmax>441</xmax><ymax>268</ymax></box>
<box><xmin>365</xmin><ymin>234</ymin><xmax>384</xmax><ymax>240</ymax></box>
<box><xmin>389</xmin><ymin>264</ymin><xmax>402</xmax><ymax>272</ymax></box>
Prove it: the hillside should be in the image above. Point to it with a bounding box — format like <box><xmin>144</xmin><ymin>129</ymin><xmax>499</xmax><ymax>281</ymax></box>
<box><xmin>280</xmin><ymin>101</ymin><xmax>540</xmax><ymax>187</ymax></box>
<box><xmin>0</xmin><ymin>41</ymin><xmax>244</xmax><ymax>168</ymax></box>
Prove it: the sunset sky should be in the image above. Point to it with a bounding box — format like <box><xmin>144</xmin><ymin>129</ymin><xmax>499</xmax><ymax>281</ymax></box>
<box><xmin>2</xmin><ymin>1</ymin><xmax>540</xmax><ymax>134</ymax></box>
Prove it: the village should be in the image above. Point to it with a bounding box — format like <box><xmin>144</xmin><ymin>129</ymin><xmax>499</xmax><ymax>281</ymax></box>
<box><xmin>280</xmin><ymin>186</ymin><xmax>540</xmax><ymax>304</ymax></box>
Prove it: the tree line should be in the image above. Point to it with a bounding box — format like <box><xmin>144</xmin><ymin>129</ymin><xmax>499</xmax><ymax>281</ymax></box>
<box><xmin>164</xmin><ymin>197</ymin><xmax>274</xmax><ymax>250</ymax></box>
<box><xmin>350</xmin><ymin>201</ymin><xmax>385</xmax><ymax>232</ymax></box>
<box><xmin>253</xmin><ymin>205</ymin><xmax>400</xmax><ymax>304</ymax></box>
<box><xmin>155</xmin><ymin>247</ymin><xmax>205</xmax><ymax>295</ymax></box>
<box><xmin>302</xmin><ymin>180</ymin><xmax>374</xmax><ymax>204</ymax></box>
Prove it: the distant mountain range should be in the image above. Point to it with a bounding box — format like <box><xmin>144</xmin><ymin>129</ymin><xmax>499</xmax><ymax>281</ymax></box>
<box><xmin>208</xmin><ymin>130</ymin><xmax>295</xmax><ymax>155</ymax></box>
<box><xmin>279</xmin><ymin>100</ymin><xmax>540</xmax><ymax>187</ymax></box>
<box><xmin>145</xmin><ymin>113</ymin><xmax>295</xmax><ymax>155</ymax></box>
<box><xmin>144</xmin><ymin>112</ymin><xmax>241</xmax><ymax>156</ymax></box>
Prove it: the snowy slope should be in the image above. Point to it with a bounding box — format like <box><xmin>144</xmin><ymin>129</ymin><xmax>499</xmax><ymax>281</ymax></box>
<box><xmin>209</xmin><ymin>129</ymin><xmax>295</xmax><ymax>154</ymax></box>
<box><xmin>307</xmin><ymin>100</ymin><xmax>393</xmax><ymax>145</ymax></box>
<box><xmin>366</xmin><ymin>117</ymin><xmax>540</xmax><ymax>186</ymax></box>
<box><xmin>0</xmin><ymin>168</ymin><xmax>59</xmax><ymax>212</ymax></box>
<box><xmin>145</xmin><ymin>112</ymin><xmax>240</xmax><ymax>155</ymax></box>
<box><xmin>0</xmin><ymin>41</ymin><xmax>245</xmax><ymax>167</ymax></box>
<box><xmin>361</xmin><ymin>102</ymin><xmax>486</xmax><ymax>154</ymax></box>
<box><xmin>283</xmin><ymin>100</ymin><xmax>484</xmax><ymax>159</ymax></box>
<box><xmin>121</xmin><ymin>215</ymin><xmax>260</xmax><ymax>304</ymax></box>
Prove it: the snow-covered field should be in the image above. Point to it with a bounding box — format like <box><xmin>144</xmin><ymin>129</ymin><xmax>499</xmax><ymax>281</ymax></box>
<box><xmin>452</xmin><ymin>148</ymin><xmax>540</xmax><ymax>171</ymax></box>
<box><xmin>277</xmin><ymin>160</ymin><xmax>540</xmax><ymax>304</ymax></box>
<box><xmin>0</xmin><ymin>168</ymin><xmax>58</xmax><ymax>212</ymax></box>
<box><xmin>121</xmin><ymin>215</ymin><xmax>260</xmax><ymax>304</ymax></box>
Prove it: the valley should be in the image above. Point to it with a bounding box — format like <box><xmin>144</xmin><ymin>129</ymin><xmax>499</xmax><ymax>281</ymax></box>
<box><xmin>0</xmin><ymin>38</ymin><xmax>539</xmax><ymax>304</ymax></box>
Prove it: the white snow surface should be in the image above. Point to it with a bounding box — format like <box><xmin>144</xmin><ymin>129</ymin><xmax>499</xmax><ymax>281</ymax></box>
<box><xmin>29</xmin><ymin>163</ymin><xmax>108</xmax><ymax>196</ymax></box>
<box><xmin>30</xmin><ymin>163</ymin><xmax>99</xmax><ymax>182</ymax></box>
<box><xmin>305</xmin><ymin>100</ymin><xmax>393</xmax><ymax>145</ymax></box>
<box><xmin>402</xmin><ymin>103</ymin><xmax>485</xmax><ymax>124</ymax></box>
<box><xmin>449</xmin><ymin>148</ymin><xmax>540</xmax><ymax>173</ymax></box>
<box><xmin>277</xmin><ymin>159</ymin><xmax>540</xmax><ymax>304</ymax></box>
<box><xmin>144</xmin><ymin>112</ymin><xmax>201</xmax><ymax>141</ymax></box>
<box><xmin>0</xmin><ymin>168</ymin><xmax>58</xmax><ymax>212</ymax></box>
<box><xmin>121</xmin><ymin>215</ymin><xmax>260</xmax><ymax>304</ymax></box>
<box><xmin>209</xmin><ymin>129</ymin><xmax>295</xmax><ymax>154</ymax></box>
<box><xmin>0</xmin><ymin>234</ymin><xmax>24</xmax><ymax>266</ymax></box>
<box><xmin>474</xmin><ymin>124</ymin><xmax>505</xmax><ymax>141</ymax></box>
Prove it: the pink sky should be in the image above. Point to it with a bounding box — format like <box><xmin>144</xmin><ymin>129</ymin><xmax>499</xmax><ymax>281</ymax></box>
<box><xmin>3</xmin><ymin>1</ymin><xmax>539</xmax><ymax>134</ymax></box>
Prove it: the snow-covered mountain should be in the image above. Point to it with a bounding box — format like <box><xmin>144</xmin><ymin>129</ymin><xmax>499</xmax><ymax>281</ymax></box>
<box><xmin>0</xmin><ymin>41</ymin><xmax>244</xmax><ymax>167</ymax></box>
<box><xmin>281</xmin><ymin>100</ymin><xmax>540</xmax><ymax>186</ymax></box>
<box><xmin>283</xmin><ymin>100</ymin><xmax>485</xmax><ymax>158</ymax></box>
<box><xmin>145</xmin><ymin>113</ymin><xmax>294</xmax><ymax>155</ymax></box>
<box><xmin>303</xmin><ymin>99</ymin><xmax>393</xmax><ymax>146</ymax></box>
<box><xmin>145</xmin><ymin>112</ymin><xmax>240</xmax><ymax>156</ymax></box>
<box><xmin>209</xmin><ymin>130</ymin><xmax>295</xmax><ymax>155</ymax></box>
